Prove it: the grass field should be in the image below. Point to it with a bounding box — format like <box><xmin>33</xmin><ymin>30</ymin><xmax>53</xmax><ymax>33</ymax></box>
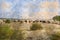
<box><xmin>0</xmin><ymin>21</ymin><xmax>60</xmax><ymax>40</ymax></box>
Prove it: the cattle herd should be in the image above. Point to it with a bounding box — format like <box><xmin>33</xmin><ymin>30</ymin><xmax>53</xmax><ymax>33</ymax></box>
<box><xmin>0</xmin><ymin>19</ymin><xmax>60</xmax><ymax>25</ymax></box>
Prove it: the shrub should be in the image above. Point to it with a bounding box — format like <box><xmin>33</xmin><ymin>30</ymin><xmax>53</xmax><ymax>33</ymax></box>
<box><xmin>5</xmin><ymin>19</ymin><xmax>11</xmax><ymax>23</ymax></box>
<box><xmin>30</xmin><ymin>23</ymin><xmax>43</xmax><ymax>31</ymax></box>
<box><xmin>53</xmin><ymin>16</ymin><xmax>60</xmax><ymax>21</ymax></box>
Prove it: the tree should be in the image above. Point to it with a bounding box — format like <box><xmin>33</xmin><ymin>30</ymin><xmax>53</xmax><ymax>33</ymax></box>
<box><xmin>53</xmin><ymin>16</ymin><xmax>60</xmax><ymax>21</ymax></box>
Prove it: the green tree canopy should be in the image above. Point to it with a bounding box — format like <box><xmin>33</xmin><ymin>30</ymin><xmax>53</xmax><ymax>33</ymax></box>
<box><xmin>53</xmin><ymin>16</ymin><xmax>60</xmax><ymax>21</ymax></box>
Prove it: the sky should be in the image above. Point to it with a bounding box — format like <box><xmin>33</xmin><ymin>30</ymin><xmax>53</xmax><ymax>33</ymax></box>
<box><xmin>0</xmin><ymin>0</ymin><xmax>60</xmax><ymax>20</ymax></box>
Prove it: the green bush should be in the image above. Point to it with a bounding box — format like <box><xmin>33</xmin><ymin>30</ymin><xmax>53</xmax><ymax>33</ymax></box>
<box><xmin>5</xmin><ymin>19</ymin><xmax>11</xmax><ymax>23</ymax></box>
<box><xmin>30</xmin><ymin>23</ymin><xmax>43</xmax><ymax>31</ymax></box>
<box><xmin>53</xmin><ymin>16</ymin><xmax>60</xmax><ymax>21</ymax></box>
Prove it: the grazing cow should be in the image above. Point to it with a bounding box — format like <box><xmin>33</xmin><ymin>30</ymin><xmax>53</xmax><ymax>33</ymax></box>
<box><xmin>0</xmin><ymin>19</ymin><xmax>4</xmax><ymax>24</ymax></box>
<box><xmin>47</xmin><ymin>21</ymin><xmax>50</xmax><ymax>23</ymax></box>
<box><xmin>32</xmin><ymin>21</ymin><xmax>35</xmax><ymax>23</ymax></box>
<box><xmin>20</xmin><ymin>21</ymin><xmax>23</xmax><ymax>23</ymax></box>
<box><xmin>25</xmin><ymin>20</ymin><xmax>27</xmax><ymax>23</ymax></box>
<box><xmin>42</xmin><ymin>21</ymin><xmax>46</xmax><ymax>23</ymax></box>
<box><xmin>40</xmin><ymin>20</ymin><xmax>46</xmax><ymax>23</ymax></box>
<box><xmin>29</xmin><ymin>21</ymin><xmax>31</xmax><ymax>23</ymax></box>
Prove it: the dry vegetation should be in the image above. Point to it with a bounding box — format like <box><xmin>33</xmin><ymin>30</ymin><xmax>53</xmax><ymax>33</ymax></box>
<box><xmin>0</xmin><ymin>19</ymin><xmax>60</xmax><ymax>40</ymax></box>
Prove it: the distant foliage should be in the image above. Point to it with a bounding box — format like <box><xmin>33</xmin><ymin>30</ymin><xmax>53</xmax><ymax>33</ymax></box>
<box><xmin>30</xmin><ymin>23</ymin><xmax>43</xmax><ymax>31</ymax></box>
<box><xmin>5</xmin><ymin>19</ymin><xmax>11</xmax><ymax>23</ymax></box>
<box><xmin>53</xmin><ymin>16</ymin><xmax>60</xmax><ymax>21</ymax></box>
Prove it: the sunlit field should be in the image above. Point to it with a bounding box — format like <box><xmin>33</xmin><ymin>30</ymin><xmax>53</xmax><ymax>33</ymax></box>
<box><xmin>0</xmin><ymin>17</ymin><xmax>60</xmax><ymax>40</ymax></box>
<box><xmin>0</xmin><ymin>0</ymin><xmax>60</xmax><ymax>40</ymax></box>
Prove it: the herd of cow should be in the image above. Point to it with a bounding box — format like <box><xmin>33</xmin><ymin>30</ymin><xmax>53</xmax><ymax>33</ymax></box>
<box><xmin>0</xmin><ymin>19</ymin><xmax>60</xmax><ymax>25</ymax></box>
